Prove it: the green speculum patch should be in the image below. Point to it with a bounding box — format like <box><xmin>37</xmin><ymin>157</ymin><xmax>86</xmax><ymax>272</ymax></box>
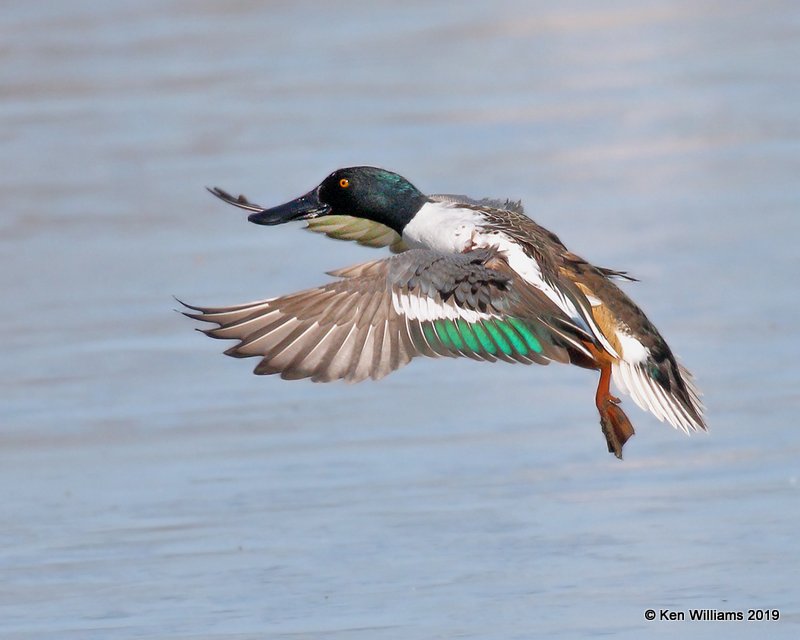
<box><xmin>456</xmin><ymin>319</ymin><xmax>481</xmax><ymax>353</ymax></box>
<box><xmin>507</xmin><ymin>317</ymin><xmax>543</xmax><ymax>354</ymax></box>
<box><xmin>481</xmin><ymin>319</ymin><xmax>513</xmax><ymax>356</ymax></box>
<box><xmin>422</xmin><ymin>324</ymin><xmax>438</xmax><ymax>348</ymax></box>
<box><xmin>495</xmin><ymin>320</ymin><xmax>529</xmax><ymax>355</ymax></box>
<box><xmin>432</xmin><ymin>319</ymin><xmax>462</xmax><ymax>351</ymax></box>
<box><xmin>420</xmin><ymin>315</ymin><xmax>542</xmax><ymax>358</ymax></box>
<box><xmin>470</xmin><ymin>322</ymin><xmax>498</xmax><ymax>354</ymax></box>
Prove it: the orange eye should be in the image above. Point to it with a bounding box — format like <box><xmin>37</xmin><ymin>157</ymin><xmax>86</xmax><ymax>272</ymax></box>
<box><xmin>339</xmin><ymin>178</ymin><xmax>350</xmax><ymax>188</ymax></box>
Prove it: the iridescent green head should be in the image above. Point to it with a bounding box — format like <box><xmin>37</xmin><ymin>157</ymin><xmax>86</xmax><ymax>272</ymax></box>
<box><xmin>247</xmin><ymin>166</ymin><xmax>428</xmax><ymax>234</ymax></box>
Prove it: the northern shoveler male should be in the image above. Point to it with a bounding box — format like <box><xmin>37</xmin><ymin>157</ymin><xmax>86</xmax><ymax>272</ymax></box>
<box><xmin>182</xmin><ymin>166</ymin><xmax>705</xmax><ymax>458</ymax></box>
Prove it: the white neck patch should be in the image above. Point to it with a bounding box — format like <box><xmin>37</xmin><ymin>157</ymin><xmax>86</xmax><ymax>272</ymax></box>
<box><xmin>402</xmin><ymin>201</ymin><xmax>482</xmax><ymax>253</ymax></box>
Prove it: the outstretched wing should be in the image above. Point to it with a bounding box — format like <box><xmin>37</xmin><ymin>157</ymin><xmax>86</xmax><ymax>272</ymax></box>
<box><xmin>306</xmin><ymin>215</ymin><xmax>408</xmax><ymax>253</ymax></box>
<box><xmin>182</xmin><ymin>249</ymin><xmax>591</xmax><ymax>383</ymax></box>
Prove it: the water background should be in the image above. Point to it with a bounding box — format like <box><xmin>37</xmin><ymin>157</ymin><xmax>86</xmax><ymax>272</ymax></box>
<box><xmin>2</xmin><ymin>1</ymin><xmax>799</xmax><ymax>638</ymax></box>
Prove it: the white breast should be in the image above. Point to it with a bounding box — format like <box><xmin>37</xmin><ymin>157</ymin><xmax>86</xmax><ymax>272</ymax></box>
<box><xmin>402</xmin><ymin>201</ymin><xmax>482</xmax><ymax>253</ymax></box>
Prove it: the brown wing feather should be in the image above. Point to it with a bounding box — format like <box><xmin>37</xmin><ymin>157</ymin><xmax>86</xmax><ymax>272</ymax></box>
<box><xmin>181</xmin><ymin>249</ymin><xmax>595</xmax><ymax>382</ymax></box>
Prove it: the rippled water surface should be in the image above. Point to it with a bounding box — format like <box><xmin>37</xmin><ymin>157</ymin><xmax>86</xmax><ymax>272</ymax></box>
<box><xmin>2</xmin><ymin>1</ymin><xmax>799</xmax><ymax>638</ymax></box>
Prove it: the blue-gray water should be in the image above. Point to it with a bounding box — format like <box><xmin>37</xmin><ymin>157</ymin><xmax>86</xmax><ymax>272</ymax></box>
<box><xmin>2</xmin><ymin>1</ymin><xmax>799</xmax><ymax>638</ymax></box>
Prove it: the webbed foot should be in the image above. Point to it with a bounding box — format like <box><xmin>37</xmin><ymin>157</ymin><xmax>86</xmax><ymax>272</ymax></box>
<box><xmin>599</xmin><ymin>399</ymin><xmax>635</xmax><ymax>459</ymax></box>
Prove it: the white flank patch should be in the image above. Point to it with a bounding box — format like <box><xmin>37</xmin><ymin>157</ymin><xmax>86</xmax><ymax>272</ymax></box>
<box><xmin>391</xmin><ymin>291</ymin><xmax>489</xmax><ymax>323</ymax></box>
<box><xmin>615</xmin><ymin>331</ymin><xmax>648</xmax><ymax>363</ymax></box>
<box><xmin>402</xmin><ymin>201</ymin><xmax>483</xmax><ymax>253</ymax></box>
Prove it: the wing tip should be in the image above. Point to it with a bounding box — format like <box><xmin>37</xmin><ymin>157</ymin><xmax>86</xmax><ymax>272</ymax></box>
<box><xmin>206</xmin><ymin>186</ymin><xmax>266</xmax><ymax>212</ymax></box>
<box><xmin>612</xmin><ymin>360</ymin><xmax>707</xmax><ymax>435</ymax></box>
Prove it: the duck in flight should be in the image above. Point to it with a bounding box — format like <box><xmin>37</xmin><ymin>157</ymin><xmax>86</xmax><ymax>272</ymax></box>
<box><xmin>181</xmin><ymin>166</ymin><xmax>705</xmax><ymax>458</ymax></box>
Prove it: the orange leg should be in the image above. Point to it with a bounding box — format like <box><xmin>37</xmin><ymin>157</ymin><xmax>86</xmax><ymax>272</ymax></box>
<box><xmin>595</xmin><ymin>363</ymin><xmax>635</xmax><ymax>459</ymax></box>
